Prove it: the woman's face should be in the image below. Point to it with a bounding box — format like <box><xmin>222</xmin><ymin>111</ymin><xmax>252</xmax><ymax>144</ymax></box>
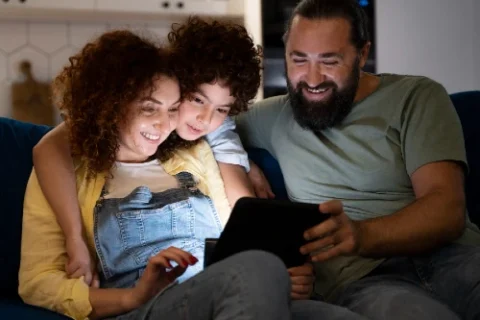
<box><xmin>175</xmin><ymin>82</ymin><xmax>235</xmax><ymax>141</ymax></box>
<box><xmin>117</xmin><ymin>76</ymin><xmax>181</xmax><ymax>163</ymax></box>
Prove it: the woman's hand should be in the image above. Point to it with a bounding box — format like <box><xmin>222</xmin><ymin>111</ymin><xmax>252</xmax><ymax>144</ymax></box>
<box><xmin>126</xmin><ymin>247</ymin><xmax>199</xmax><ymax>309</ymax></box>
<box><xmin>288</xmin><ymin>262</ymin><xmax>314</xmax><ymax>300</ymax></box>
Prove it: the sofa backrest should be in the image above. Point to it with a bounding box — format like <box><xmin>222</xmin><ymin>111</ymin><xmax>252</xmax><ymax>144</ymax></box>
<box><xmin>0</xmin><ymin>117</ymin><xmax>51</xmax><ymax>300</ymax></box>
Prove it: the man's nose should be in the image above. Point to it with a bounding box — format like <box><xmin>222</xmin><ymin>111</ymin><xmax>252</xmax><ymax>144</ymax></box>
<box><xmin>305</xmin><ymin>64</ymin><xmax>326</xmax><ymax>88</ymax></box>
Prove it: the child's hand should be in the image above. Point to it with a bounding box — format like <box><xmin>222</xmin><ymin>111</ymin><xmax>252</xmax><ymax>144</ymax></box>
<box><xmin>65</xmin><ymin>236</ymin><xmax>94</xmax><ymax>285</ymax></box>
<box><xmin>248</xmin><ymin>160</ymin><xmax>275</xmax><ymax>199</ymax></box>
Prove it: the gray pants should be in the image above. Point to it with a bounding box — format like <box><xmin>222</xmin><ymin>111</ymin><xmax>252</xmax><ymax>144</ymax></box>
<box><xmin>334</xmin><ymin>243</ymin><xmax>480</xmax><ymax>320</ymax></box>
<box><xmin>111</xmin><ymin>250</ymin><xmax>366</xmax><ymax>320</ymax></box>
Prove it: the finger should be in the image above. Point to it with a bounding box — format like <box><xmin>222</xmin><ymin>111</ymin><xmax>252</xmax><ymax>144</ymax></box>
<box><xmin>255</xmin><ymin>187</ymin><xmax>268</xmax><ymax>199</ymax></box>
<box><xmin>91</xmin><ymin>272</ymin><xmax>100</xmax><ymax>288</ymax></box>
<box><xmin>290</xmin><ymin>276</ymin><xmax>315</xmax><ymax>286</ymax></box>
<box><xmin>148</xmin><ymin>253</ymin><xmax>176</xmax><ymax>269</ymax></box>
<box><xmin>166</xmin><ymin>265</ymin><xmax>187</xmax><ymax>282</ymax></box>
<box><xmin>68</xmin><ymin>267</ymin><xmax>84</xmax><ymax>280</ymax></box>
<box><xmin>300</xmin><ymin>235</ymin><xmax>336</xmax><ymax>255</ymax></box>
<box><xmin>65</xmin><ymin>261</ymin><xmax>76</xmax><ymax>275</ymax></box>
<box><xmin>267</xmin><ymin>188</ymin><xmax>275</xmax><ymax>199</ymax></box>
<box><xmin>84</xmin><ymin>270</ymin><xmax>93</xmax><ymax>286</ymax></box>
<box><xmin>288</xmin><ymin>264</ymin><xmax>314</xmax><ymax>276</ymax></box>
<box><xmin>319</xmin><ymin>200</ymin><xmax>344</xmax><ymax>216</ymax></box>
<box><xmin>291</xmin><ymin>292</ymin><xmax>309</xmax><ymax>300</ymax></box>
<box><xmin>292</xmin><ymin>283</ymin><xmax>312</xmax><ymax>295</ymax></box>
<box><xmin>304</xmin><ymin>218</ymin><xmax>339</xmax><ymax>242</ymax></box>
<box><xmin>311</xmin><ymin>242</ymin><xmax>348</xmax><ymax>262</ymax></box>
<box><xmin>162</xmin><ymin>247</ymin><xmax>198</xmax><ymax>267</ymax></box>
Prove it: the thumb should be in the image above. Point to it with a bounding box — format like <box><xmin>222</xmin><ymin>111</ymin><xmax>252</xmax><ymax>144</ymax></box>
<box><xmin>84</xmin><ymin>270</ymin><xmax>93</xmax><ymax>286</ymax></box>
<box><xmin>91</xmin><ymin>271</ymin><xmax>100</xmax><ymax>288</ymax></box>
<box><xmin>166</xmin><ymin>265</ymin><xmax>187</xmax><ymax>282</ymax></box>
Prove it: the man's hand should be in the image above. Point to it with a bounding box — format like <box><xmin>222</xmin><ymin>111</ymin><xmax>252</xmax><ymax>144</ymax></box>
<box><xmin>301</xmin><ymin>200</ymin><xmax>361</xmax><ymax>262</ymax></box>
<box><xmin>247</xmin><ymin>160</ymin><xmax>275</xmax><ymax>199</ymax></box>
<box><xmin>288</xmin><ymin>263</ymin><xmax>314</xmax><ymax>300</ymax></box>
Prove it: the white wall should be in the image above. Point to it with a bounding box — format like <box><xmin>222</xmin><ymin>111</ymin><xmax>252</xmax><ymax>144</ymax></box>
<box><xmin>474</xmin><ymin>0</ymin><xmax>480</xmax><ymax>89</ymax></box>
<box><xmin>376</xmin><ymin>0</ymin><xmax>479</xmax><ymax>93</ymax></box>
<box><xmin>0</xmin><ymin>20</ymin><xmax>172</xmax><ymax>119</ymax></box>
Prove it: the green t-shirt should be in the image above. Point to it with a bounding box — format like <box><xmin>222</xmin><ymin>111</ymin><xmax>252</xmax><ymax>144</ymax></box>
<box><xmin>237</xmin><ymin>74</ymin><xmax>480</xmax><ymax>301</ymax></box>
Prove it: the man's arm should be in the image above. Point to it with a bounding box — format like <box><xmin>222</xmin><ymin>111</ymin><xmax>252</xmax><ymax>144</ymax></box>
<box><xmin>302</xmin><ymin>79</ymin><xmax>469</xmax><ymax>260</ymax></box>
<box><xmin>356</xmin><ymin>161</ymin><xmax>465</xmax><ymax>257</ymax></box>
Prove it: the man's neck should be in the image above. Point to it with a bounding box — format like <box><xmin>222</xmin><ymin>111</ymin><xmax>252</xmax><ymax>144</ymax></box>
<box><xmin>354</xmin><ymin>72</ymin><xmax>381</xmax><ymax>103</ymax></box>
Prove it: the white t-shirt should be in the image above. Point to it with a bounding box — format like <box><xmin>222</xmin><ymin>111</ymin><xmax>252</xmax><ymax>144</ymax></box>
<box><xmin>104</xmin><ymin>159</ymin><xmax>179</xmax><ymax>199</ymax></box>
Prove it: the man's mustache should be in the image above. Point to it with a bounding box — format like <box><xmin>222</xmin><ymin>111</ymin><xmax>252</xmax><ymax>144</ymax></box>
<box><xmin>297</xmin><ymin>81</ymin><xmax>337</xmax><ymax>91</ymax></box>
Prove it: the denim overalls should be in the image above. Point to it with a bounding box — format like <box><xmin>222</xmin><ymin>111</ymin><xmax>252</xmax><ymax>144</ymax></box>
<box><xmin>93</xmin><ymin>171</ymin><xmax>223</xmax><ymax>289</ymax></box>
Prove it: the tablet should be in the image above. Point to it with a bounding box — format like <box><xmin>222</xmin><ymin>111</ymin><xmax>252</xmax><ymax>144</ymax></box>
<box><xmin>205</xmin><ymin>197</ymin><xmax>330</xmax><ymax>268</ymax></box>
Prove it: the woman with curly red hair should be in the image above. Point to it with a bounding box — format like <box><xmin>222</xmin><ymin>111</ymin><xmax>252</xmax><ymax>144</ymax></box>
<box><xmin>32</xmin><ymin>17</ymin><xmax>263</xmax><ymax>285</ymax></box>
<box><xmin>18</xmin><ymin>28</ymin><xmax>294</xmax><ymax>320</ymax></box>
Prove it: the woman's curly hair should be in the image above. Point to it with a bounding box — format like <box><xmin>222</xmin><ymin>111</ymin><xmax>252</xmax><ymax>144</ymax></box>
<box><xmin>168</xmin><ymin>16</ymin><xmax>263</xmax><ymax>116</ymax></box>
<box><xmin>53</xmin><ymin>30</ymin><xmax>176</xmax><ymax>177</ymax></box>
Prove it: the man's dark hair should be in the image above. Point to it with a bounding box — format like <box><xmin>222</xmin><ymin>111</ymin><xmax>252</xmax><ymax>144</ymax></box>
<box><xmin>283</xmin><ymin>0</ymin><xmax>370</xmax><ymax>50</ymax></box>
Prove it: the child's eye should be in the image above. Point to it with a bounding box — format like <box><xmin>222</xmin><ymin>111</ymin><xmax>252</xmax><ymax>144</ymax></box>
<box><xmin>193</xmin><ymin>97</ymin><xmax>203</xmax><ymax>104</ymax></box>
<box><xmin>217</xmin><ymin>108</ymin><xmax>229</xmax><ymax>114</ymax></box>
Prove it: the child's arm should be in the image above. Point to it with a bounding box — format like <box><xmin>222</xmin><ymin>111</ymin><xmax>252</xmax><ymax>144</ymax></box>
<box><xmin>206</xmin><ymin>117</ymin><xmax>256</xmax><ymax>206</ymax></box>
<box><xmin>32</xmin><ymin>122</ymin><xmax>93</xmax><ymax>284</ymax></box>
<box><xmin>218</xmin><ymin>163</ymin><xmax>255</xmax><ymax>206</ymax></box>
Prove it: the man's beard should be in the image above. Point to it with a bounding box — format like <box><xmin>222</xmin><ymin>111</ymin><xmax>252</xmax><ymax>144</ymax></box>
<box><xmin>287</xmin><ymin>59</ymin><xmax>360</xmax><ymax>134</ymax></box>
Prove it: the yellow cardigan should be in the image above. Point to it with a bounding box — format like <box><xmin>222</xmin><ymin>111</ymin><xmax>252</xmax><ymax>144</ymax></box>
<box><xmin>18</xmin><ymin>140</ymin><xmax>231</xmax><ymax>320</ymax></box>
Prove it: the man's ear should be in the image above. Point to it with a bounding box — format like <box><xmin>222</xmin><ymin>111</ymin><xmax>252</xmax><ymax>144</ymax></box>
<box><xmin>358</xmin><ymin>42</ymin><xmax>371</xmax><ymax>68</ymax></box>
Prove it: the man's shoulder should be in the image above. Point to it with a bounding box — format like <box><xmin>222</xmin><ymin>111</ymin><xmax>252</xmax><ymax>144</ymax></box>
<box><xmin>381</xmin><ymin>73</ymin><xmax>446</xmax><ymax>95</ymax></box>
<box><xmin>251</xmin><ymin>94</ymin><xmax>290</xmax><ymax>110</ymax></box>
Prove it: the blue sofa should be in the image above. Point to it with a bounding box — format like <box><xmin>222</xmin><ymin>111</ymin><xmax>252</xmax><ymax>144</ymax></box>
<box><xmin>1</xmin><ymin>91</ymin><xmax>478</xmax><ymax>319</ymax></box>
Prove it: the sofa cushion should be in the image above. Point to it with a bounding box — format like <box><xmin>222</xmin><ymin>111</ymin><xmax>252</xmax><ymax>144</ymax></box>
<box><xmin>0</xmin><ymin>300</ymin><xmax>70</xmax><ymax>320</ymax></box>
<box><xmin>0</xmin><ymin>117</ymin><xmax>51</xmax><ymax>300</ymax></box>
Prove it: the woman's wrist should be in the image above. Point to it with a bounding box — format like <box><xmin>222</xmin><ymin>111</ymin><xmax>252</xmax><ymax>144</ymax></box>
<box><xmin>122</xmin><ymin>288</ymin><xmax>140</xmax><ymax>311</ymax></box>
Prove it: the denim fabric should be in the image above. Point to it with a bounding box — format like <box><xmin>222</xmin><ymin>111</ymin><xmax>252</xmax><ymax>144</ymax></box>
<box><xmin>94</xmin><ymin>172</ymin><xmax>222</xmax><ymax>288</ymax></box>
<box><xmin>333</xmin><ymin>243</ymin><xmax>480</xmax><ymax>320</ymax></box>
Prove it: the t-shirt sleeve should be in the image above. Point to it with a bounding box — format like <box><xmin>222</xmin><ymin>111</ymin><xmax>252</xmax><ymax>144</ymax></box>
<box><xmin>235</xmin><ymin>96</ymin><xmax>283</xmax><ymax>155</ymax></box>
<box><xmin>205</xmin><ymin>117</ymin><xmax>250</xmax><ymax>172</ymax></box>
<box><xmin>401</xmin><ymin>79</ymin><xmax>467</xmax><ymax>176</ymax></box>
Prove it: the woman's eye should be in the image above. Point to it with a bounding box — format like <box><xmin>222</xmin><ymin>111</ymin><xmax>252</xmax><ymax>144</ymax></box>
<box><xmin>193</xmin><ymin>97</ymin><xmax>203</xmax><ymax>104</ymax></box>
<box><xmin>141</xmin><ymin>106</ymin><xmax>155</xmax><ymax>114</ymax></box>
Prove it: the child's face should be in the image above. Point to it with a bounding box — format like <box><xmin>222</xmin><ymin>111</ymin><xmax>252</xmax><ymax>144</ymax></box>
<box><xmin>176</xmin><ymin>82</ymin><xmax>234</xmax><ymax>141</ymax></box>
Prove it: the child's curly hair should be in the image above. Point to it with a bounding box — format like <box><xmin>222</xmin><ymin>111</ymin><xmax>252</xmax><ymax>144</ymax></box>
<box><xmin>155</xmin><ymin>17</ymin><xmax>263</xmax><ymax>160</ymax></box>
<box><xmin>168</xmin><ymin>16</ymin><xmax>263</xmax><ymax>116</ymax></box>
<box><xmin>53</xmin><ymin>30</ymin><xmax>176</xmax><ymax>176</ymax></box>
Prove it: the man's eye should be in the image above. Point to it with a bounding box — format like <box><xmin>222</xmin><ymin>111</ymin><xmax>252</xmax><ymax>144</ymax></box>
<box><xmin>323</xmin><ymin>61</ymin><xmax>338</xmax><ymax>66</ymax></box>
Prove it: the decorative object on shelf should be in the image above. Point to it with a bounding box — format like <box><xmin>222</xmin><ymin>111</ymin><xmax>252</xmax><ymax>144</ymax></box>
<box><xmin>11</xmin><ymin>60</ymin><xmax>55</xmax><ymax>126</ymax></box>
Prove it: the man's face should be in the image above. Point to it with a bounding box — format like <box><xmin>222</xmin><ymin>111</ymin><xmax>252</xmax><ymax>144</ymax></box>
<box><xmin>285</xmin><ymin>16</ymin><xmax>366</xmax><ymax>133</ymax></box>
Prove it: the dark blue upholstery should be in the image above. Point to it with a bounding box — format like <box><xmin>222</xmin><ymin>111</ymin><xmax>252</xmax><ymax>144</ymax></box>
<box><xmin>450</xmin><ymin>91</ymin><xmax>480</xmax><ymax>226</ymax></box>
<box><xmin>0</xmin><ymin>91</ymin><xmax>477</xmax><ymax>318</ymax></box>
<box><xmin>247</xmin><ymin>91</ymin><xmax>480</xmax><ymax>226</ymax></box>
